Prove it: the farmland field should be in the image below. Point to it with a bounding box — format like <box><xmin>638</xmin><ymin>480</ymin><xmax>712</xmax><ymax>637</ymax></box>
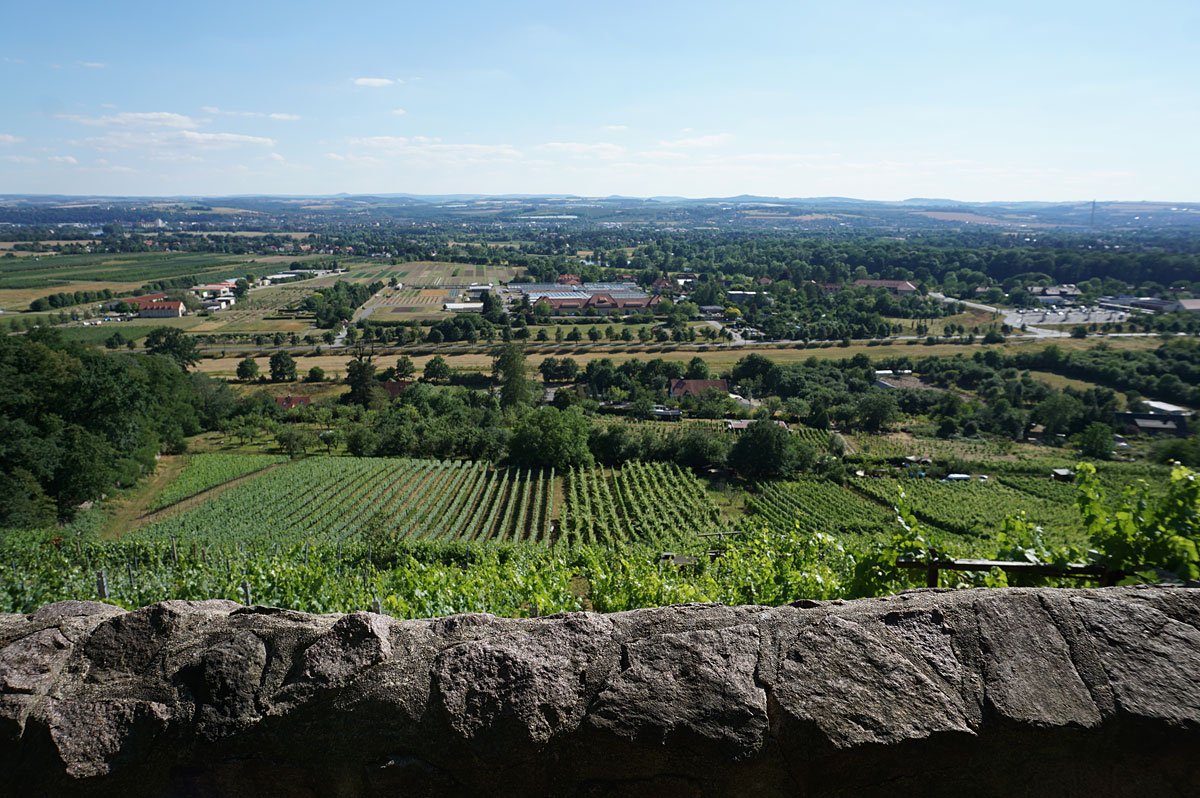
<box><xmin>328</xmin><ymin>260</ymin><xmax>524</xmax><ymax>287</ymax></box>
<box><xmin>0</xmin><ymin>252</ymin><xmax>258</xmax><ymax>290</ymax></box>
<box><xmin>358</xmin><ymin>286</ymin><xmax>450</xmax><ymax>319</ymax></box>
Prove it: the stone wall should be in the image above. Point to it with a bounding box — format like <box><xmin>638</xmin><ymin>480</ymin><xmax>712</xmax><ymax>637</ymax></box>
<box><xmin>1</xmin><ymin>586</ymin><xmax>1198</xmax><ymax>796</ymax></box>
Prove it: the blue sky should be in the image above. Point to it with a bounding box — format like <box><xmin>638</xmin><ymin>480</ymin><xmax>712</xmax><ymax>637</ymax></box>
<box><xmin>1</xmin><ymin>0</ymin><xmax>1196</xmax><ymax>200</ymax></box>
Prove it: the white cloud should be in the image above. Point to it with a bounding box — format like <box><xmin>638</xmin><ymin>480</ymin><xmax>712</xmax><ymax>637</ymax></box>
<box><xmin>391</xmin><ymin>108</ymin><xmax>406</xmax><ymax>116</ymax></box>
<box><xmin>0</xmin><ymin>133</ymin><xmax>23</xmax><ymax>145</ymax></box>
<box><xmin>0</xmin><ymin>155</ymin><xmax>35</xmax><ymax>163</ymax></box>
<box><xmin>538</xmin><ymin>142</ymin><xmax>624</xmax><ymax>159</ymax></box>
<box><xmin>57</xmin><ymin>111</ymin><xmax>200</xmax><ymax>129</ymax></box>
<box><xmin>79</xmin><ymin>61</ymin><xmax>106</xmax><ymax>68</ymax></box>
<box><xmin>49</xmin><ymin>155</ymin><xmax>78</xmax><ymax>164</ymax></box>
<box><xmin>269</xmin><ymin>152</ymin><xmax>286</xmax><ymax>162</ymax></box>
<box><xmin>353</xmin><ymin>77</ymin><xmax>395</xmax><ymax>87</ymax></box>
<box><xmin>202</xmin><ymin>106</ymin><xmax>300</xmax><ymax>121</ymax></box>
<box><xmin>602</xmin><ymin>125</ymin><xmax>628</xmax><ymax>131</ymax></box>
<box><xmin>658</xmin><ymin>133</ymin><xmax>733</xmax><ymax>148</ymax></box>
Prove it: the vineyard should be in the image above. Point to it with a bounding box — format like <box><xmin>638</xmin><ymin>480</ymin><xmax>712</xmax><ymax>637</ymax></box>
<box><xmin>850</xmin><ymin>477</ymin><xmax>1086</xmax><ymax>547</ymax></box>
<box><xmin>596</xmin><ymin>417</ymin><xmax>832</xmax><ymax>449</ymax></box>
<box><xmin>745</xmin><ymin>479</ymin><xmax>894</xmax><ymax>546</ymax></box>
<box><xmin>559</xmin><ymin>461</ymin><xmax>726</xmax><ymax>545</ymax></box>
<box><xmin>151</xmin><ymin>453</ymin><xmax>287</xmax><ymax>510</ymax></box>
<box><xmin>136</xmin><ymin>457</ymin><xmax>554</xmax><ymax>546</ymax></box>
<box><xmin>791</xmin><ymin>426</ymin><xmax>834</xmax><ymax>448</ymax></box>
<box><xmin>595</xmin><ymin>417</ymin><xmax>731</xmax><ymax>439</ymax></box>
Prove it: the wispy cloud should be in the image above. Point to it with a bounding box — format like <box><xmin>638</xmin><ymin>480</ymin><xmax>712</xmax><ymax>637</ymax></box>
<box><xmin>602</xmin><ymin>125</ymin><xmax>628</xmax><ymax>131</ymax></box>
<box><xmin>82</xmin><ymin>130</ymin><xmax>275</xmax><ymax>152</ymax></box>
<box><xmin>0</xmin><ymin>133</ymin><xmax>23</xmax><ymax>145</ymax></box>
<box><xmin>269</xmin><ymin>152</ymin><xmax>286</xmax><ymax>162</ymax></box>
<box><xmin>353</xmin><ymin>77</ymin><xmax>396</xmax><ymax>87</ymax></box>
<box><xmin>78</xmin><ymin>61</ymin><xmax>106</xmax><ymax>69</ymax></box>
<box><xmin>203</xmin><ymin>106</ymin><xmax>300</xmax><ymax>121</ymax></box>
<box><xmin>49</xmin><ymin>155</ymin><xmax>78</xmax><ymax>164</ymax></box>
<box><xmin>2</xmin><ymin>57</ymin><xmax>26</xmax><ymax>64</ymax></box>
<box><xmin>637</xmin><ymin>150</ymin><xmax>689</xmax><ymax>161</ymax></box>
<box><xmin>181</xmin><ymin>131</ymin><xmax>273</xmax><ymax>146</ymax></box>
<box><xmin>0</xmin><ymin>155</ymin><xmax>35</xmax><ymax>163</ymax></box>
<box><xmin>337</xmin><ymin>135</ymin><xmax>521</xmax><ymax>166</ymax></box>
<box><xmin>57</xmin><ymin>111</ymin><xmax>200</xmax><ymax>130</ymax></box>
<box><xmin>538</xmin><ymin>142</ymin><xmax>624</xmax><ymax>159</ymax></box>
<box><xmin>391</xmin><ymin>108</ymin><xmax>406</xmax><ymax>116</ymax></box>
<box><xmin>658</xmin><ymin>133</ymin><xmax>733</xmax><ymax>148</ymax></box>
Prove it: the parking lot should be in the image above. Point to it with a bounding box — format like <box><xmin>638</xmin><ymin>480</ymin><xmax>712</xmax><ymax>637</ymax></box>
<box><xmin>1003</xmin><ymin>306</ymin><xmax>1129</xmax><ymax>328</ymax></box>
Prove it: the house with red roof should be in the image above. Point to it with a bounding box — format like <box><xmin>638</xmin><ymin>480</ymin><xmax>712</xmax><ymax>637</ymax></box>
<box><xmin>852</xmin><ymin>279</ymin><xmax>918</xmax><ymax>296</ymax></box>
<box><xmin>274</xmin><ymin>395</ymin><xmax>311</xmax><ymax>411</ymax></box>
<box><xmin>536</xmin><ymin>294</ymin><xmax>662</xmax><ymax>316</ymax></box>
<box><xmin>668</xmin><ymin>378</ymin><xmax>729</xmax><ymax>399</ymax></box>
<box><xmin>137</xmin><ymin>300</ymin><xmax>185</xmax><ymax>318</ymax></box>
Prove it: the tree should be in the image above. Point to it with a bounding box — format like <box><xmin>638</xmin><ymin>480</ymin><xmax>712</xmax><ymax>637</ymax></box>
<box><xmin>306</xmin><ymin>366</ymin><xmax>325</xmax><ymax>383</ymax></box>
<box><xmin>855</xmin><ymin>391</ymin><xmax>899</xmax><ymax>432</ymax></box>
<box><xmin>493</xmin><ymin>343</ymin><xmax>532</xmax><ymax>409</ymax></box>
<box><xmin>729</xmin><ymin>420</ymin><xmax>796</xmax><ymax>479</ymax></box>
<box><xmin>318</xmin><ymin>427</ymin><xmax>344</xmax><ymax>454</ymax></box>
<box><xmin>685</xmin><ymin>356</ymin><xmax>710</xmax><ymax>380</ymax></box>
<box><xmin>145</xmin><ymin>327</ymin><xmax>199</xmax><ymax>371</ymax></box>
<box><xmin>269</xmin><ymin>351</ymin><xmax>297</xmax><ymax>382</ymax></box>
<box><xmin>275</xmin><ymin>426</ymin><xmax>316</xmax><ymax>458</ymax></box>
<box><xmin>1077</xmin><ymin>421</ymin><xmax>1112</xmax><ymax>460</ymax></box>
<box><xmin>345</xmin><ymin>355</ymin><xmax>377</xmax><ymax>407</ymax></box>
<box><xmin>346</xmin><ymin>425</ymin><xmax>379</xmax><ymax>456</ymax></box>
<box><xmin>423</xmin><ymin>355</ymin><xmax>451</xmax><ymax>383</ymax></box>
<box><xmin>395</xmin><ymin>355</ymin><xmax>415</xmax><ymax>379</ymax></box>
<box><xmin>508</xmin><ymin>407</ymin><xmax>594</xmax><ymax>470</ymax></box>
<box><xmin>236</xmin><ymin>357</ymin><xmax>260</xmax><ymax>382</ymax></box>
<box><xmin>1032</xmin><ymin>392</ymin><xmax>1085</xmax><ymax>437</ymax></box>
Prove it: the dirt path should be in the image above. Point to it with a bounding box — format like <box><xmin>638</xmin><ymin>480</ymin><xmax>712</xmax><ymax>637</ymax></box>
<box><xmin>100</xmin><ymin>456</ymin><xmax>188</xmax><ymax>539</ymax></box>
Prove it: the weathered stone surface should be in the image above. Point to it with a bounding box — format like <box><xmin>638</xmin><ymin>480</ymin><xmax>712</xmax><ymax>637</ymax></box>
<box><xmin>0</xmin><ymin>587</ymin><xmax>1197</xmax><ymax>797</ymax></box>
